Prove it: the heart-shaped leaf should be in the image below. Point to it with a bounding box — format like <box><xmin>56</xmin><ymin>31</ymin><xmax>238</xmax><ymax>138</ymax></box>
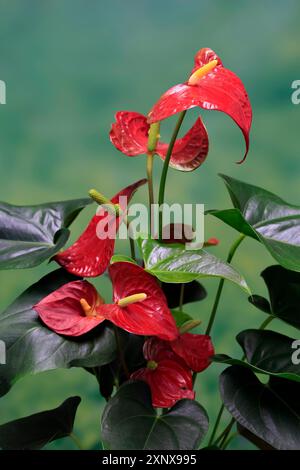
<box><xmin>0</xmin><ymin>396</ymin><xmax>80</xmax><ymax>450</ymax></box>
<box><xmin>0</xmin><ymin>198</ymin><xmax>92</xmax><ymax>269</ymax></box>
<box><xmin>138</xmin><ymin>238</ymin><xmax>249</xmax><ymax>293</ymax></box>
<box><xmin>220</xmin><ymin>365</ymin><xmax>300</xmax><ymax>450</ymax></box>
<box><xmin>213</xmin><ymin>329</ymin><xmax>300</xmax><ymax>382</ymax></box>
<box><xmin>162</xmin><ymin>281</ymin><xmax>207</xmax><ymax>309</ymax></box>
<box><xmin>101</xmin><ymin>381</ymin><xmax>208</xmax><ymax>450</ymax></box>
<box><xmin>209</xmin><ymin>175</ymin><xmax>300</xmax><ymax>271</ymax></box>
<box><xmin>0</xmin><ymin>269</ymin><xmax>117</xmax><ymax>397</ymax></box>
<box><xmin>237</xmin><ymin>424</ymin><xmax>275</xmax><ymax>450</ymax></box>
<box><xmin>250</xmin><ymin>265</ymin><xmax>300</xmax><ymax>329</ymax></box>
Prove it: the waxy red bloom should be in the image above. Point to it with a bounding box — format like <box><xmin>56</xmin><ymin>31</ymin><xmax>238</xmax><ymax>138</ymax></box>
<box><xmin>131</xmin><ymin>337</ymin><xmax>195</xmax><ymax>408</ymax></box>
<box><xmin>34</xmin><ymin>261</ymin><xmax>178</xmax><ymax>340</ymax></box>
<box><xmin>131</xmin><ymin>333</ymin><xmax>214</xmax><ymax>408</ymax></box>
<box><xmin>170</xmin><ymin>332</ymin><xmax>214</xmax><ymax>372</ymax></box>
<box><xmin>54</xmin><ymin>179</ymin><xmax>146</xmax><ymax>277</ymax></box>
<box><xmin>148</xmin><ymin>48</ymin><xmax>252</xmax><ymax>162</ymax></box>
<box><xmin>110</xmin><ymin>111</ymin><xmax>209</xmax><ymax>171</ymax></box>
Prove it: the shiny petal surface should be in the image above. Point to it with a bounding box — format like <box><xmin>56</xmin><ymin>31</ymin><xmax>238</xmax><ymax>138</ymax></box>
<box><xmin>110</xmin><ymin>111</ymin><xmax>149</xmax><ymax>156</ymax></box>
<box><xmin>110</xmin><ymin>112</ymin><xmax>208</xmax><ymax>171</ymax></box>
<box><xmin>171</xmin><ymin>333</ymin><xmax>214</xmax><ymax>372</ymax></box>
<box><xmin>54</xmin><ymin>179</ymin><xmax>146</xmax><ymax>277</ymax></box>
<box><xmin>148</xmin><ymin>48</ymin><xmax>252</xmax><ymax>162</ymax></box>
<box><xmin>131</xmin><ymin>361</ymin><xmax>195</xmax><ymax>408</ymax></box>
<box><xmin>34</xmin><ymin>281</ymin><xmax>105</xmax><ymax>336</ymax></box>
<box><xmin>191</xmin><ymin>47</ymin><xmax>223</xmax><ymax>74</ymax></box>
<box><xmin>108</xmin><ymin>262</ymin><xmax>178</xmax><ymax>340</ymax></box>
<box><xmin>156</xmin><ymin>117</ymin><xmax>209</xmax><ymax>171</ymax></box>
<box><xmin>131</xmin><ymin>337</ymin><xmax>194</xmax><ymax>408</ymax></box>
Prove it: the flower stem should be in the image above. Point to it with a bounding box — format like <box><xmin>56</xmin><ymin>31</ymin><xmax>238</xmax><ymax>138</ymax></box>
<box><xmin>129</xmin><ymin>237</ymin><xmax>136</xmax><ymax>261</ymax></box>
<box><xmin>208</xmin><ymin>403</ymin><xmax>225</xmax><ymax>446</ymax></box>
<box><xmin>217</xmin><ymin>418</ymin><xmax>235</xmax><ymax>448</ymax></box>
<box><xmin>146</xmin><ymin>152</ymin><xmax>154</xmax><ymax>207</ymax></box>
<box><xmin>179</xmin><ymin>284</ymin><xmax>185</xmax><ymax>312</ymax></box>
<box><xmin>221</xmin><ymin>431</ymin><xmax>239</xmax><ymax>450</ymax></box>
<box><xmin>205</xmin><ymin>234</ymin><xmax>245</xmax><ymax>336</ymax></box>
<box><xmin>146</xmin><ymin>122</ymin><xmax>160</xmax><ymax>232</ymax></box>
<box><xmin>158</xmin><ymin>111</ymin><xmax>187</xmax><ymax>240</ymax></box>
<box><xmin>146</xmin><ymin>152</ymin><xmax>155</xmax><ymax>232</ymax></box>
<box><xmin>258</xmin><ymin>315</ymin><xmax>274</xmax><ymax>330</ymax></box>
<box><xmin>126</xmin><ymin>219</ymin><xmax>136</xmax><ymax>261</ymax></box>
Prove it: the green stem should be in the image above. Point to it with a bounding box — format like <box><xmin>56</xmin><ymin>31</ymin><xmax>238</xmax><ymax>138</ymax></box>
<box><xmin>218</xmin><ymin>419</ymin><xmax>235</xmax><ymax>449</ymax></box>
<box><xmin>126</xmin><ymin>219</ymin><xmax>136</xmax><ymax>261</ymax></box>
<box><xmin>258</xmin><ymin>315</ymin><xmax>274</xmax><ymax>330</ymax></box>
<box><xmin>69</xmin><ymin>432</ymin><xmax>84</xmax><ymax>450</ymax></box>
<box><xmin>208</xmin><ymin>403</ymin><xmax>225</xmax><ymax>446</ymax></box>
<box><xmin>146</xmin><ymin>152</ymin><xmax>155</xmax><ymax>207</ymax></box>
<box><xmin>158</xmin><ymin>111</ymin><xmax>187</xmax><ymax>240</ymax></box>
<box><xmin>214</xmin><ymin>418</ymin><xmax>235</xmax><ymax>447</ymax></box>
<box><xmin>221</xmin><ymin>431</ymin><xmax>239</xmax><ymax>450</ymax></box>
<box><xmin>205</xmin><ymin>234</ymin><xmax>245</xmax><ymax>336</ymax></box>
<box><xmin>146</xmin><ymin>152</ymin><xmax>155</xmax><ymax>231</ymax></box>
<box><xmin>179</xmin><ymin>284</ymin><xmax>185</xmax><ymax>312</ymax></box>
<box><xmin>129</xmin><ymin>236</ymin><xmax>136</xmax><ymax>261</ymax></box>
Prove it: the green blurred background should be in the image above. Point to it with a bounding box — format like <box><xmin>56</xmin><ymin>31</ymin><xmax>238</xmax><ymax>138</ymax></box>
<box><xmin>0</xmin><ymin>0</ymin><xmax>299</xmax><ymax>450</ymax></box>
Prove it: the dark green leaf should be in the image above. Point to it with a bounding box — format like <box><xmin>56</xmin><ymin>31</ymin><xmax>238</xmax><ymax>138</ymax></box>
<box><xmin>99</xmin><ymin>364</ymin><xmax>115</xmax><ymax>400</ymax></box>
<box><xmin>0</xmin><ymin>269</ymin><xmax>117</xmax><ymax>396</ymax></box>
<box><xmin>237</xmin><ymin>424</ymin><xmax>275</xmax><ymax>450</ymax></box>
<box><xmin>138</xmin><ymin>238</ymin><xmax>249</xmax><ymax>293</ymax></box>
<box><xmin>220</xmin><ymin>366</ymin><xmax>300</xmax><ymax>450</ymax></box>
<box><xmin>101</xmin><ymin>381</ymin><xmax>208</xmax><ymax>450</ymax></box>
<box><xmin>0</xmin><ymin>198</ymin><xmax>92</xmax><ymax>269</ymax></box>
<box><xmin>248</xmin><ymin>295</ymin><xmax>271</xmax><ymax>314</ymax></box>
<box><xmin>260</xmin><ymin>265</ymin><xmax>300</xmax><ymax>329</ymax></box>
<box><xmin>0</xmin><ymin>396</ymin><xmax>80</xmax><ymax>449</ymax></box>
<box><xmin>209</xmin><ymin>175</ymin><xmax>300</xmax><ymax>271</ymax></box>
<box><xmin>161</xmin><ymin>281</ymin><xmax>207</xmax><ymax>308</ymax></box>
<box><xmin>213</xmin><ymin>329</ymin><xmax>300</xmax><ymax>382</ymax></box>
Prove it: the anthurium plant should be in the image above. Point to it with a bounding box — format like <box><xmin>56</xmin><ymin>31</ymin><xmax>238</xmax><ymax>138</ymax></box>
<box><xmin>0</xmin><ymin>47</ymin><xmax>299</xmax><ymax>451</ymax></box>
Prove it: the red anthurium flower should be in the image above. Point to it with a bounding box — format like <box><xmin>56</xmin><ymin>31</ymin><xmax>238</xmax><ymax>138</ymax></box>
<box><xmin>131</xmin><ymin>337</ymin><xmax>195</xmax><ymax>408</ymax></box>
<box><xmin>107</xmin><ymin>262</ymin><xmax>178</xmax><ymax>340</ymax></box>
<box><xmin>110</xmin><ymin>111</ymin><xmax>209</xmax><ymax>171</ymax></box>
<box><xmin>148</xmin><ymin>48</ymin><xmax>252</xmax><ymax>162</ymax></box>
<box><xmin>170</xmin><ymin>333</ymin><xmax>214</xmax><ymax>372</ymax></box>
<box><xmin>34</xmin><ymin>262</ymin><xmax>178</xmax><ymax>341</ymax></box>
<box><xmin>54</xmin><ymin>179</ymin><xmax>146</xmax><ymax>277</ymax></box>
<box><xmin>34</xmin><ymin>280</ymin><xmax>106</xmax><ymax>336</ymax></box>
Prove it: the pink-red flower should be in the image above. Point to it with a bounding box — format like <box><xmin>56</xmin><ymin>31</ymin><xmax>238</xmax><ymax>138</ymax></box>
<box><xmin>170</xmin><ymin>332</ymin><xmax>214</xmax><ymax>372</ymax></box>
<box><xmin>148</xmin><ymin>48</ymin><xmax>252</xmax><ymax>162</ymax></box>
<box><xmin>34</xmin><ymin>261</ymin><xmax>178</xmax><ymax>341</ymax></box>
<box><xmin>110</xmin><ymin>111</ymin><xmax>209</xmax><ymax>171</ymax></box>
<box><xmin>54</xmin><ymin>179</ymin><xmax>146</xmax><ymax>277</ymax></box>
<box><xmin>131</xmin><ymin>337</ymin><xmax>195</xmax><ymax>408</ymax></box>
<box><xmin>131</xmin><ymin>333</ymin><xmax>214</xmax><ymax>407</ymax></box>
